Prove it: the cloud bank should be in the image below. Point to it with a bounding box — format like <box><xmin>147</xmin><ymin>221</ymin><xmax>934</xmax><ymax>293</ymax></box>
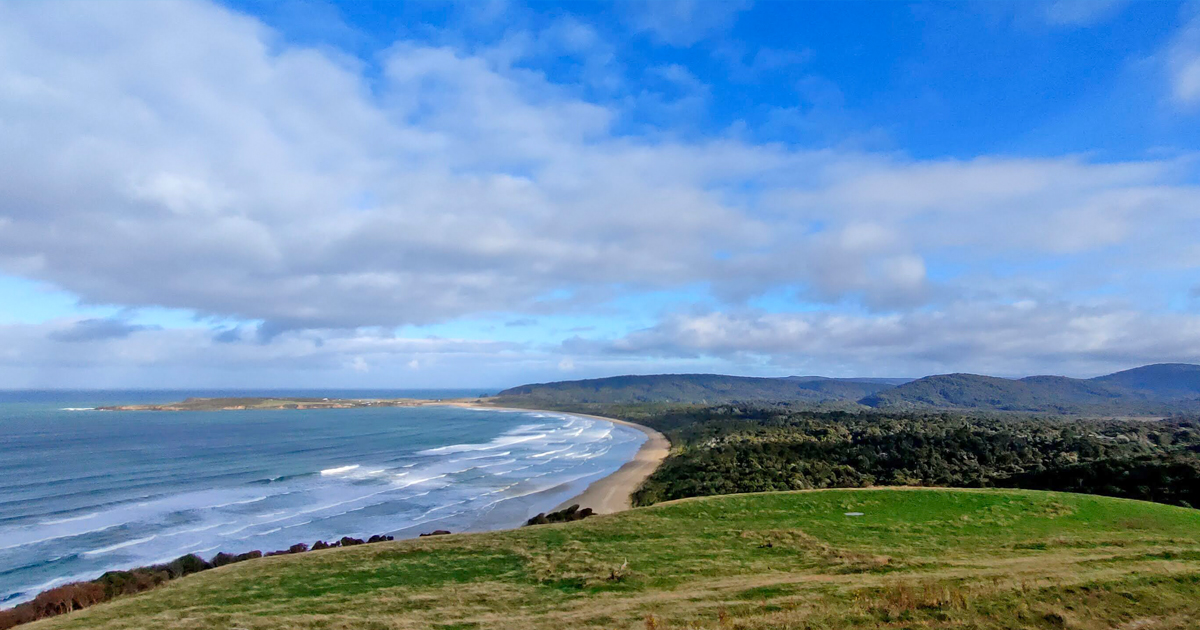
<box><xmin>0</xmin><ymin>0</ymin><xmax>1198</xmax><ymax>386</ymax></box>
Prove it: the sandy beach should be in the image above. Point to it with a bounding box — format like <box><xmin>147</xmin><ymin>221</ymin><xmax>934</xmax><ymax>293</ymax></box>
<box><xmin>548</xmin><ymin>413</ymin><xmax>670</xmax><ymax>514</ymax></box>
<box><xmin>453</xmin><ymin>403</ymin><xmax>670</xmax><ymax>514</ymax></box>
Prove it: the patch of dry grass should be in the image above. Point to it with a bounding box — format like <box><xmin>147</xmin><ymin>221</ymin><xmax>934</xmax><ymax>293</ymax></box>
<box><xmin>30</xmin><ymin>488</ymin><xmax>1200</xmax><ymax>630</ymax></box>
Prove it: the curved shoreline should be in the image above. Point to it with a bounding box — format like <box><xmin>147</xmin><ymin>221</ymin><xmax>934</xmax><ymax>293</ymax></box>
<box><xmin>0</xmin><ymin>402</ymin><xmax>666</xmax><ymax>620</ymax></box>
<box><xmin>450</xmin><ymin>403</ymin><xmax>670</xmax><ymax>514</ymax></box>
<box><xmin>549</xmin><ymin>412</ymin><xmax>670</xmax><ymax>514</ymax></box>
<box><xmin>88</xmin><ymin>396</ymin><xmax>670</xmax><ymax>517</ymax></box>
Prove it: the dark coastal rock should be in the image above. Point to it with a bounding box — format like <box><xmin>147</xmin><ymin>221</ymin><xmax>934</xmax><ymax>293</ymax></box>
<box><xmin>419</xmin><ymin>530</ymin><xmax>451</xmax><ymax>537</ymax></box>
<box><xmin>339</xmin><ymin>536</ymin><xmax>365</xmax><ymax>547</ymax></box>
<box><xmin>525</xmin><ymin>504</ymin><xmax>595</xmax><ymax>526</ymax></box>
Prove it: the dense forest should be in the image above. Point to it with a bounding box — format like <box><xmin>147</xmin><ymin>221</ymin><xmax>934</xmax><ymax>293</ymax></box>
<box><xmin>862</xmin><ymin>364</ymin><xmax>1200</xmax><ymax>413</ymax></box>
<box><xmin>606</xmin><ymin>405</ymin><xmax>1200</xmax><ymax>508</ymax></box>
<box><xmin>495</xmin><ymin>363</ymin><xmax>1200</xmax><ymax>414</ymax></box>
<box><xmin>494</xmin><ymin>373</ymin><xmax>897</xmax><ymax>405</ymax></box>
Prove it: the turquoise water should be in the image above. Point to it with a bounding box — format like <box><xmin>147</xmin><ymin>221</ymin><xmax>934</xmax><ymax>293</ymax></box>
<box><xmin>0</xmin><ymin>392</ymin><xmax>644</xmax><ymax>606</ymax></box>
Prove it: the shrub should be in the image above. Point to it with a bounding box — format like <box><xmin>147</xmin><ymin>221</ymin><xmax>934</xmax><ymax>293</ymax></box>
<box><xmin>29</xmin><ymin>582</ymin><xmax>107</xmax><ymax>617</ymax></box>
<box><xmin>94</xmin><ymin>569</ymin><xmax>167</xmax><ymax>598</ymax></box>
<box><xmin>0</xmin><ymin>605</ymin><xmax>36</xmax><ymax>630</ymax></box>
<box><xmin>164</xmin><ymin>554</ymin><xmax>211</xmax><ymax>578</ymax></box>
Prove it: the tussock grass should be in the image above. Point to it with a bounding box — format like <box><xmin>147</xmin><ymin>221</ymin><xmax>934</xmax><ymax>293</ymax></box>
<box><xmin>31</xmin><ymin>488</ymin><xmax>1200</xmax><ymax>630</ymax></box>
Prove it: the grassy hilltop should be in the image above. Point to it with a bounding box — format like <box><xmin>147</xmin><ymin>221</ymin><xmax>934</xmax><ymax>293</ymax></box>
<box><xmin>33</xmin><ymin>488</ymin><xmax>1200</xmax><ymax>630</ymax></box>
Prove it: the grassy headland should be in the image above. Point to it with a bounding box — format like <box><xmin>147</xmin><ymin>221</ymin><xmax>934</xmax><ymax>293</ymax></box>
<box><xmin>29</xmin><ymin>488</ymin><xmax>1200</xmax><ymax>630</ymax></box>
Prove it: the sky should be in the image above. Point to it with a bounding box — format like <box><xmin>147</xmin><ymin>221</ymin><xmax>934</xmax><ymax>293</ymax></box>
<box><xmin>2</xmin><ymin>0</ymin><xmax>1200</xmax><ymax>389</ymax></box>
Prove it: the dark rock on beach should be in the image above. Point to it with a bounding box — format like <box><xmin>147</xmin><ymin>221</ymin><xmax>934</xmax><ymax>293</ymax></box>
<box><xmin>525</xmin><ymin>504</ymin><xmax>594</xmax><ymax>526</ymax></box>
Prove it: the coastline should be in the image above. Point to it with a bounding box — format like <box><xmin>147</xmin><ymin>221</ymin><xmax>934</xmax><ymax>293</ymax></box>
<box><xmin>549</xmin><ymin>412</ymin><xmax>669</xmax><ymax>514</ymax></box>
<box><xmin>450</xmin><ymin>403</ymin><xmax>670</xmax><ymax>514</ymax></box>
<box><xmin>90</xmin><ymin>395</ymin><xmax>671</xmax><ymax>517</ymax></box>
<box><xmin>0</xmin><ymin>400</ymin><xmax>667</xmax><ymax>614</ymax></box>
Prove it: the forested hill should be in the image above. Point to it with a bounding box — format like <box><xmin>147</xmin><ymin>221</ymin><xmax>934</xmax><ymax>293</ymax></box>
<box><xmin>863</xmin><ymin>363</ymin><xmax>1200</xmax><ymax>413</ymax></box>
<box><xmin>496</xmin><ymin>364</ymin><xmax>1200</xmax><ymax>413</ymax></box>
<box><xmin>493</xmin><ymin>373</ymin><xmax>897</xmax><ymax>405</ymax></box>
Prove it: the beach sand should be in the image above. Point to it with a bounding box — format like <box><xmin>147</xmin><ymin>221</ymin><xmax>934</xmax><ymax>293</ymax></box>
<box><xmin>449</xmin><ymin>402</ymin><xmax>670</xmax><ymax>515</ymax></box>
<box><xmin>550</xmin><ymin>413</ymin><xmax>670</xmax><ymax>514</ymax></box>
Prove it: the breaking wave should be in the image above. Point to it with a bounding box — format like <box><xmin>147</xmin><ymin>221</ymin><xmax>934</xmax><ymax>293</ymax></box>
<box><xmin>0</xmin><ymin>405</ymin><xmax>644</xmax><ymax>608</ymax></box>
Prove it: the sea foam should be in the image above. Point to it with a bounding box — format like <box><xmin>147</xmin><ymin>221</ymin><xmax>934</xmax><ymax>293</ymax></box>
<box><xmin>0</xmin><ymin>405</ymin><xmax>645</xmax><ymax>608</ymax></box>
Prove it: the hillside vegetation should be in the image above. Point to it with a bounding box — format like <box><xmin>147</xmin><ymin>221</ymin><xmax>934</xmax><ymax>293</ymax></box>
<box><xmin>30</xmin><ymin>488</ymin><xmax>1200</xmax><ymax>630</ymax></box>
<box><xmin>864</xmin><ymin>364</ymin><xmax>1200</xmax><ymax>413</ymax></box>
<box><xmin>859</xmin><ymin>374</ymin><xmax>1125</xmax><ymax>412</ymax></box>
<box><xmin>494</xmin><ymin>374</ymin><xmax>896</xmax><ymax>405</ymax></box>
<box><xmin>497</xmin><ymin>363</ymin><xmax>1200</xmax><ymax>414</ymax></box>
<box><xmin>617</xmin><ymin>405</ymin><xmax>1200</xmax><ymax>509</ymax></box>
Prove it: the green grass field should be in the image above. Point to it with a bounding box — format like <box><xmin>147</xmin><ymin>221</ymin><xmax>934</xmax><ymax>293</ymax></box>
<box><xmin>32</xmin><ymin>488</ymin><xmax>1200</xmax><ymax>629</ymax></box>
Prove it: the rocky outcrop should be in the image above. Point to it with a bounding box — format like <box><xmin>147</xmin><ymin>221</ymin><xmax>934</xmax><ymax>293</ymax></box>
<box><xmin>525</xmin><ymin>504</ymin><xmax>594</xmax><ymax>526</ymax></box>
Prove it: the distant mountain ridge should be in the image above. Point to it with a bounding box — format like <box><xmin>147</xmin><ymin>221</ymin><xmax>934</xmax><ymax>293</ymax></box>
<box><xmin>864</xmin><ymin>363</ymin><xmax>1200</xmax><ymax>413</ymax></box>
<box><xmin>496</xmin><ymin>363</ymin><xmax>1200</xmax><ymax>414</ymax></box>
<box><xmin>494</xmin><ymin>373</ymin><xmax>897</xmax><ymax>405</ymax></box>
<box><xmin>785</xmin><ymin>375</ymin><xmax>912</xmax><ymax>386</ymax></box>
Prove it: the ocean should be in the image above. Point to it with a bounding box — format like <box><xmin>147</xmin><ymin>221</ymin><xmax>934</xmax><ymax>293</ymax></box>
<box><xmin>0</xmin><ymin>391</ymin><xmax>645</xmax><ymax>606</ymax></box>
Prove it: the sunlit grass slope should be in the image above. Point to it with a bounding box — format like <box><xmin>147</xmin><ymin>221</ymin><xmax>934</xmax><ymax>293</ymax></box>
<box><xmin>35</xmin><ymin>488</ymin><xmax>1200</xmax><ymax>630</ymax></box>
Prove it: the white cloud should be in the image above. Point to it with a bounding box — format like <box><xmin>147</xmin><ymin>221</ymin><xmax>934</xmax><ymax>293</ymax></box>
<box><xmin>2</xmin><ymin>1</ymin><xmax>1197</xmax><ymax>331</ymax></box>
<box><xmin>1169</xmin><ymin>11</ymin><xmax>1200</xmax><ymax>106</ymax></box>
<box><xmin>623</xmin><ymin>0</ymin><xmax>751</xmax><ymax>47</ymax></box>
<box><xmin>0</xmin><ymin>1</ymin><xmax>1199</xmax><ymax>385</ymax></box>
<box><xmin>598</xmin><ymin>302</ymin><xmax>1200</xmax><ymax>377</ymax></box>
<box><xmin>1039</xmin><ymin>0</ymin><xmax>1128</xmax><ymax>27</ymax></box>
<box><xmin>717</xmin><ymin>45</ymin><xmax>811</xmax><ymax>83</ymax></box>
<box><xmin>0</xmin><ymin>1</ymin><xmax>744</xmax><ymax>327</ymax></box>
<box><xmin>3</xmin><ymin>300</ymin><xmax>1200</xmax><ymax>387</ymax></box>
<box><xmin>0</xmin><ymin>319</ymin><xmax>519</xmax><ymax>387</ymax></box>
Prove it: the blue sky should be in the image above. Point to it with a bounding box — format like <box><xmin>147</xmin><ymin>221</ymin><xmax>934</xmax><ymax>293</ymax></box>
<box><xmin>1</xmin><ymin>0</ymin><xmax>1199</xmax><ymax>388</ymax></box>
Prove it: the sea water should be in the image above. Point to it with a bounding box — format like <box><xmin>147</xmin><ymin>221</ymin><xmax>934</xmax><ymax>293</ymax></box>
<box><xmin>0</xmin><ymin>391</ymin><xmax>645</xmax><ymax>606</ymax></box>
